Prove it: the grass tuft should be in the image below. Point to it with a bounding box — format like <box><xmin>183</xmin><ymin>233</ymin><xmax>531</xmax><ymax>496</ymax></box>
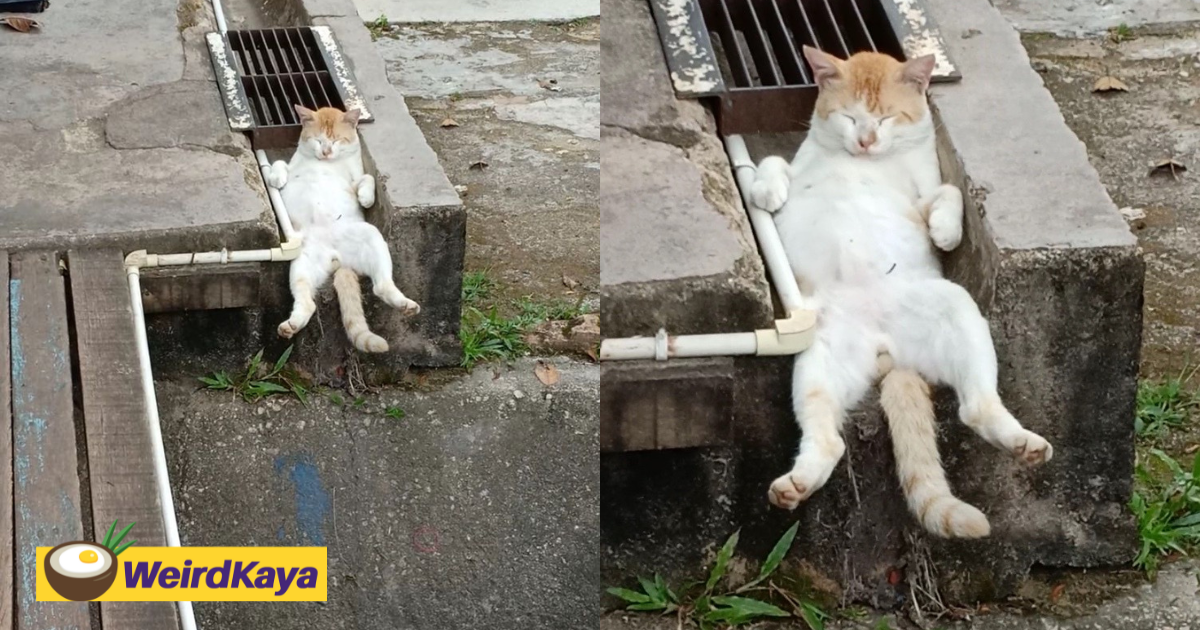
<box><xmin>1136</xmin><ymin>368</ymin><xmax>1199</xmax><ymax>438</ymax></box>
<box><xmin>199</xmin><ymin>346</ymin><xmax>310</xmax><ymax>404</ymax></box>
<box><xmin>607</xmin><ymin>522</ymin><xmax>831</xmax><ymax>629</ymax></box>
<box><xmin>1132</xmin><ymin>449</ymin><xmax>1200</xmax><ymax>576</ymax></box>
<box><xmin>459</xmin><ymin>270</ymin><xmax>591</xmax><ymax>368</ymax></box>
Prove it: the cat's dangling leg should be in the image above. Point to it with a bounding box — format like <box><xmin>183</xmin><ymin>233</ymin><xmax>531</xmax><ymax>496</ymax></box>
<box><xmin>333</xmin><ymin>268</ymin><xmax>389</xmax><ymax>353</ymax></box>
<box><xmin>880</xmin><ymin>367</ymin><xmax>991</xmax><ymax>538</ymax></box>
<box><xmin>278</xmin><ymin>251</ymin><xmax>332</xmax><ymax>339</ymax></box>
<box><xmin>768</xmin><ymin>320</ymin><xmax>875</xmax><ymax>510</ymax></box>
<box><xmin>333</xmin><ymin>222</ymin><xmax>420</xmax><ymax>316</ymax></box>
<box><xmin>886</xmin><ymin>278</ymin><xmax>1053</xmax><ymax>466</ymax></box>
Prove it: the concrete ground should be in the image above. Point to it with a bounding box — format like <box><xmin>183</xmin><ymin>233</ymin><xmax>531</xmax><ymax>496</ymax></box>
<box><xmin>373</xmin><ymin>19</ymin><xmax>600</xmax><ymax>306</ymax></box>
<box><xmin>158</xmin><ymin>358</ymin><xmax>598</xmax><ymax>629</ymax></box>
<box><xmin>354</xmin><ymin>0</ymin><xmax>599</xmax><ymax>23</ymax></box>
<box><xmin>0</xmin><ymin>0</ymin><xmax>277</xmax><ymax>253</ymax></box>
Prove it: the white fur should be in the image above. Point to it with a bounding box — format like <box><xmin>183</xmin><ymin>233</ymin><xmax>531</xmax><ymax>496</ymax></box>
<box><xmin>759</xmin><ymin>88</ymin><xmax>1052</xmax><ymax>536</ymax></box>
<box><xmin>269</xmin><ymin>115</ymin><xmax>419</xmax><ymax>350</ymax></box>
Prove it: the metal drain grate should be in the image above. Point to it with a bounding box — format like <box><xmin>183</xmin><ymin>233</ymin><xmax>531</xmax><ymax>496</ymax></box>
<box><xmin>650</xmin><ymin>0</ymin><xmax>959</xmax><ymax>134</ymax></box>
<box><xmin>207</xmin><ymin>26</ymin><xmax>373</xmax><ymax>149</ymax></box>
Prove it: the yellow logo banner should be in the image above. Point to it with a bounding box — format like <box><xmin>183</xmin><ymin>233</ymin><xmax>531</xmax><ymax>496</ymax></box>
<box><xmin>37</xmin><ymin>546</ymin><xmax>327</xmax><ymax>602</ymax></box>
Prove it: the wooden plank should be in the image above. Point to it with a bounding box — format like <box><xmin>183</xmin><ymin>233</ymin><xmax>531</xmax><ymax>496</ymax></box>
<box><xmin>138</xmin><ymin>263</ymin><xmax>272</xmax><ymax>314</ymax></box>
<box><xmin>0</xmin><ymin>252</ymin><xmax>13</xmax><ymax>630</ymax></box>
<box><xmin>9</xmin><ymin>251</ymin><xmax>89</xmax><ymax>629</ymax></box>
<box><xmin>68</xmin><ymin>250</ymin><xmax>178</xmax><ymax>630</ymax></box>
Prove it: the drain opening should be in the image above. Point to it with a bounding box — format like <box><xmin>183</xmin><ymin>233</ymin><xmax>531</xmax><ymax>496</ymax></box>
<box><xmin>651</xmin><ymin>0</ymin><xmax>959</xmax><ymax>135</ymax></box>
<box><xmin>208</xmin><ymin>26</ymin><xmax>373</xmax><ymax>149</ymax></box>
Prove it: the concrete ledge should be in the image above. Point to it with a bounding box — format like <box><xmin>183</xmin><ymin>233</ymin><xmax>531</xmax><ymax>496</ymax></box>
<box><xmin>599</xmin><ymin>0</ymin><xmax>773</xmax><ymax>338</ymax></box>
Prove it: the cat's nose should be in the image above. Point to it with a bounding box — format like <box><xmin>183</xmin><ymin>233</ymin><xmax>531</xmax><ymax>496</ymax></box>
<box><xmin>857</xmin><ymin>133</ymin><xmax>877</xmax><ymax>150</ymax></box>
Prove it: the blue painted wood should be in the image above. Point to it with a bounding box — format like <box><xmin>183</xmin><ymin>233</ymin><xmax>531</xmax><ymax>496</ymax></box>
<box><xmin>9</xmin><ymin>251</ymin><xmax>89</xmax><ymax>630</ymax></box>
<box><xmin>0</xmin><ymin>252</ymin><xmax>12</xmax><ymax>630</ymax></box>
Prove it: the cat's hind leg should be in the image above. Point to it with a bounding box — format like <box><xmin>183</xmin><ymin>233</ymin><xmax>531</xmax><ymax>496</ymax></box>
<box><xmin>886</xmin><ymin>279</ymin><xmax>1053</xmax><ymax>465</ymax></box>
<box><xmin>334</xmin><ymin>222</ymin><xmax>420</xmax><ymax>316</ymax></box>
<box><xmin>769</xmin><ymin>319</ymin><xmax>875</xmax><ymax>510</ymax></box>
<box><xmin>277</xmin><ymin>251</ymin><xmax>333</xmax><ymax>339</ymax></box>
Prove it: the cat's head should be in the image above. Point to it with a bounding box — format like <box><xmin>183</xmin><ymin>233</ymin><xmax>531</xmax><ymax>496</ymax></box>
<box><xmin>803</xmin><ymin>47</ymin><xmax>936</xmax><ymax>158</ymax></box>
<box><xmin>294</xmin><ymin>105</ymin><xmax>363</xmax><ymax>161</ymax></box>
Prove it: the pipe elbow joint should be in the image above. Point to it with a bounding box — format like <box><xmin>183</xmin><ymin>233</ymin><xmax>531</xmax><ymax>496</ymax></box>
<box><xmin>755</xmin><ymin>309</ymin><xmax>817</xmax><ymax>356</ymax></box>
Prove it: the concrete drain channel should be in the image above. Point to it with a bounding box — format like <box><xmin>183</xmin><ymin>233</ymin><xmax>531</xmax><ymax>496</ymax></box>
<box><xmin>120</xmin><ymin>2</ymin><xmax>374</xmax><ymax>628</ymax></box>
<box><xmin>599</xmin><ymin>0</ymin><xmax>957</xmax><ymax>361</ymax></box>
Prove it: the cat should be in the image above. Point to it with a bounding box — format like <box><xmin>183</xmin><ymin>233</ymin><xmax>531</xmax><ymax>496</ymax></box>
<box><xmin>748</xmin><ymin>47</ymin><xmax>1053</xmax><ymax>538</ymax></box>
<box><xmin>265</xmin><ymin>105</ymin><xmax>420</xmax><ymax>353</ymax></box>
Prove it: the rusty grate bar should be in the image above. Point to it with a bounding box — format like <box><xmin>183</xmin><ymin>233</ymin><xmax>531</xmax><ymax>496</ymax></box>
<box><xmin>652</xmin><ymin>0</ymin><xmax>960</xmax><ymax>135</ymax></box>
<box><xmin>207</xmin><ymin>26</ymin><xmax>373</xmax><ymax>149</ymax></box>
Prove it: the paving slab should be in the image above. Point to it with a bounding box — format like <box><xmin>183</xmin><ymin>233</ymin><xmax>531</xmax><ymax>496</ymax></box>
<box><xmin>0</xmin><ymin>0</ymin><xmax>277</xmax><ymax>254</ymax></box>
<box><xmin>373</xmin><ymin>20</ymin><xmax>599</xmax><ymax>305</ymax></box>
<box><xmin>351</xmin><ymin>0</ymin><xmax>598</xmax><ymax>24</ymax></box>
<box><xmin>993</xmin><ymin>0</ymin><xmax>1200</xmax><ymax>36</ymax></box>
<box><xmin>157</xmin><ymin>358</ymin><xmax>599</xmax><ymax>630</ymax></box>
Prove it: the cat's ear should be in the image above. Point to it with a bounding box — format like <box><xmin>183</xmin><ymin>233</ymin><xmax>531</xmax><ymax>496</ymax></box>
<box><xmin>294</xmin><ymin>104</ymin><xmax>316</xmax><ymax>123</ymax></box>
<box><xmin>342</xmin><ymin>108</ymin><xmax>362</xmax><ymax>126</ymax></box>
<box><xmin>900</xmin><ymin>54</ymin><xmax>936</xmax><ymax>92</ymax></box>
<box><xmin>802</xmin><ymin>45</ymin><xmax>842</xmax><ymax>87</ymax></box>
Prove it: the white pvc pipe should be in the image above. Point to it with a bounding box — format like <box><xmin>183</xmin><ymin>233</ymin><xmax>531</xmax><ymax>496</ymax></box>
<box><xmin>212</xmin><ymin>0</ymin><xmax>227</xmax><ymax>33</ymax></box>
<box><xmin>725</xmin><ymin>134</ymin><xmax>806</xmax><ymax>314</ymax></box>
<box><xmin>600</xmin><ymin>330</ymin><xmax>758</xmax><ymax>361</ymax></box>
<box><xmin>256</xmin><ymin>150</ymin><xmax>297</xmax><ymax>243</ymax></box>
<box><xmin>127</xmin><ymin>268</ymin><xmax>199</xmax><ymax>630</ymax></box>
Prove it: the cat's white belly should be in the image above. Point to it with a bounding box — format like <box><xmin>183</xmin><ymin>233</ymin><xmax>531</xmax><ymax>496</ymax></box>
<box><xmin>281</xmin><ymin>171</ymin><xmax>362</xmax><ymax>230</ymax></box>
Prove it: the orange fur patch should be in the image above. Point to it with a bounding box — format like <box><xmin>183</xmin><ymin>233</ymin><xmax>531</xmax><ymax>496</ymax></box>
<box><xmin>300</xmin><ymin>107</ymin><xmax>357</xmax><ymax>142</ymax></box>
<box><xmin>813</xmin><ymin>52</ymin><xmax>927</xmax><ymax>123</ymax></box>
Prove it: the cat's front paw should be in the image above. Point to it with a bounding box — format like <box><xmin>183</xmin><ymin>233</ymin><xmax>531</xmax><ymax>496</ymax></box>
<box><xmin>357</xmin><ymin>175</ymin><xmax>376</xmax><ymax>208</ymax></box>
<box><xmin>1005</xmin><ymin>429</ymin><xmax>1054</xmax><ymax>466</ymax></box>
<box><xmin>266</xmin><ymin>161</ymin><xmax>288</xmax><ymax>189</ymax></box>
<box><xmin>927</xmin><ymin>186</ymin><xmax>964</xmax><ymax>251</ymax></box>
<box><xmin>750</xmin><ymin>177</ymin><xmax>789</xmax><ymax>213</ymax></box>
<box><xmin>277</xmin><ymin>320</ymin><xmax>300</xmax><ymax>339</ymax></box>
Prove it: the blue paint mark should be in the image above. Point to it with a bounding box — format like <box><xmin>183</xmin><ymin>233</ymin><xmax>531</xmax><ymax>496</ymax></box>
<box><xmin>277</xmin><ymin>526</ymin><xmax>286</xmax><ymax>541</ymax></box>
<box><xmin>9</xmin><ymin>279</ymin><xmax>22</xmax><ymax>396</ymax></box>
<box><xmin>274</xmin><ymin>454</ymin><xmax>331</xmax><ymax>546</ymax></box>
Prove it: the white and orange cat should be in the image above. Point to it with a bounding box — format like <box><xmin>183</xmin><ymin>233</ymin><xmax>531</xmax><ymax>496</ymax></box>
<box><xmin>265</xmin><ymin>105</ymin><xmax>420</xmax><ymax>353</ymax></box>
<box><xmin>751</xmin><ymin>47</ymin><xmax>1053</xmax><ymax>538</ymax></box>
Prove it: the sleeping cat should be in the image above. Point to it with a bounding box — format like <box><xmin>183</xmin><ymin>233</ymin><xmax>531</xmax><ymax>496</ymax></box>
<box><xmin>265</xmin><ymin>105</ymin><xmax>420</xmax><ymax>353</ymax></box>
<box><xmin>749</xmin><ymin>47</ymin><xmax>1053</xmax><ymax>538</ymax></box>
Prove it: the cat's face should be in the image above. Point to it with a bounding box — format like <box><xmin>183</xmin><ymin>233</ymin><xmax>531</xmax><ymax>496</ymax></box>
<box><xmin>294</xmin><ymin>105</ymin><xmax>362</xmax><ymax>161</ymax></box>
<box><xmin>804</xmin><ymin>48</ymin><xmax>935</xmax><ymax>158</ymax></box>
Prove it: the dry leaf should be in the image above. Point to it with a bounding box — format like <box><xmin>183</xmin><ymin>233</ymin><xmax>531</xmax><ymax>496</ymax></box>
<box><xmin>1049</xmin><ymin>583</ymin><xmax>1065</xmax><ymax>603</ymax></box>
<box><xmin>584</xmin><ymin>344</ymin><xmax>599</xmax><ymax>362</ymax></box>
<box><xmin>534</xmin><ymin>361</ymin><xmax>560</xmax><ymax>386</ymax></box>
<box><xmin>1092</xmin><ymin>76</ymin><xmax>1129</xmax><ymax>92</ymax></box>
<box><xmin>1</xmin><ymin>17</ymin><xmax>42</xmax><ymax>32</ymax></box>
<box><xmin>440</xmin><ymin>117</ymin><xmax>459</xmax><ymax>128</ymax></box>
<box><xmin>537</xmin><ymin>78</ymin><xmax>562</xmax><ymax>92</ymax></box>
<box><xmin>1186</xmin><ymin>443</ymin><xmax>1199</xmax><ymax>454</ymax></box>
<box><xmin>1150</xmin><ymin>158</ymin><xmax>1187</xmax><ymax>178</ymax></box>
<box><xmin>469</xmin><ymin>160</ymin><xmax>489</xmax><ymax>171</ymax></box>
<box><xmin>562</xmin><ymin>274</ymin><xmax>580</xmax><ymax>290</ymax></box>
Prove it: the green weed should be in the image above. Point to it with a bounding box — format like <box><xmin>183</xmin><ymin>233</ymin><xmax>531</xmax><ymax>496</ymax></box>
<box><xmin>367</xmin><ymin>14</ymin><xmax>389</xmax><ymax>40</ymax></box>
<box><xmin>385</xmin><ymin>406</ymin><xmax>406</xmax><ymax>420</ymax></box>
<box><xmin>1131</xmin><ymin>449</ymin><xmax>1200</xmax><ymax>575</ymax></box>
<box><xmin>1110</xmin><ymin>22</ymin><xmax>1133</xmax><ymax>43</ymax></box>
<box><xmin>199</xmin><ymin>346</ymin><xmax>310</xmax><ymax>404</ymax></box>
<box><xmin>458</xmin><ymin>270</ymin><xmax>591</xmax><ymax>368</ymax></box>
<box><xmin>607</xmin><ymin>522</ymin><xmax>828</xmax><ymax>629</ymax></box>
<box><xmin>1137</xmin><ymin>369</ymin><xmax>1199</xmax><ymax>438</ymax></box>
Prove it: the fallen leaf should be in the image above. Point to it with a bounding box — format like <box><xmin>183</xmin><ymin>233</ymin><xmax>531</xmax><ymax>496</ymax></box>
<box><xmin>1050</xmin><ymin>583</ymin><xmax>1065</xmax><ymax>603</ymax></box>
<box><xmin>1186</xmin><ymin>443</ymin><xmax>1199</xmax><ymax>454</ymax></box>
<box><xmin>562</xmin><ymin>274</ymin><xmax>580</xmax><ymax>290</ymax></box>
<box><xmin>469</xmin><ymin>160</ymin><xmax>489</xmax><ymax>171</ymax></box>
<box><xmin>584</xmin><ymin>345</ymin><xmax>599</xmax><ymax>362</ymax></box>
<box><xmin>440</xmin><ymin>117</ymin><xmax>460</xmax><ymax>128</ymax></box>
<box><xmin>534</xmin><ymin>361</ymin><xmax>560</xmax><ymax>386</ymax></box>
<box><xmin>1149</xmin><ymin>158</ymin><xmax>1187</xmax><ymax>178</ymax></box>
<box><xmin>1</xmin><ymin>16</ymin><xmax>42</xmax><ymax>32</ymax></box>
<box><xmin>1093</xmin><ymin>76</ymin><xmax>1129</xmax><ymax>92</ymax></box>
<box><xmin>537</xmin><ymin>78</ymin><xmax>562</xmax><ymax>92</ymax></box>
<box><xmin>1119</xmin><ymin>206</ymin><xmax>1147</xmax><ymax>229</ymax></box>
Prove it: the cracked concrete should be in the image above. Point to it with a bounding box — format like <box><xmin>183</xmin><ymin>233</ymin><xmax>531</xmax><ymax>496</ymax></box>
<box><xmin>599</xmin><ymin>0</ymin><xmax>772</xmax><ymax>337</ymax></box>
<box><xmin>0</xmin><ymin>0</ymin><xmax>276</xmax><ymax>254</ymax></box>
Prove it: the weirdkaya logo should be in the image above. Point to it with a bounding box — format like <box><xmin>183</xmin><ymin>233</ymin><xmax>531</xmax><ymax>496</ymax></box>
<box><xmin>37</xmin><ymin>521</ymin><xmax>327</xmax><ymax>602</ymax></box>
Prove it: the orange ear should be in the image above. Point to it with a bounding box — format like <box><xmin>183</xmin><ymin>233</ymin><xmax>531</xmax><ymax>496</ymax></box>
<box><xmin>342</xmin><ymin>108</ymin><xmax>362</xmax><ymax>126</ymax></box>
<box><xmin>802</xmin><ymin>45</ymin><xmax>842</xmax><ymax>87</ymax></box>
<box><xmin>294</xmin><ymin>104</ymin><xmax>316</xmax><ymax>123</ymax></box>
<box><xmin>901</xmin><ymin>55</ymin><xmax>936</xmax><ymax>91</ymax></box>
